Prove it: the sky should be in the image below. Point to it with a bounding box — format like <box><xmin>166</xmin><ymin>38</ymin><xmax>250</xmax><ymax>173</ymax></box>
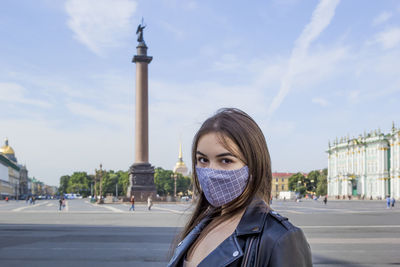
<box><xmin>1</xmin><ymin>0</ymin><xmax>400</xmax><ymax>186</ymax></box>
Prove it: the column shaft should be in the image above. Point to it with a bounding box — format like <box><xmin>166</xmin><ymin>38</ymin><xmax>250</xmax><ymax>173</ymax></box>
<box><xmin>135</xmin><ymin>62</ymin><xmax>149</xmax><ymax>163</ymax></box>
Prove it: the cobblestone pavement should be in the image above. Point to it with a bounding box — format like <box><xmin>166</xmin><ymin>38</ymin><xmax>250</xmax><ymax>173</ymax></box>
<box><xmin>0</xmin><ymin>199</ymin><xmax>399</xmax><ymax>266</ymax></box>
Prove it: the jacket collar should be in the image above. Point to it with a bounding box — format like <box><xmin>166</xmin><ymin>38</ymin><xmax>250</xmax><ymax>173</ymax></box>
<box><xmin>235</xmin><ymin>198</ymin><xmax>269</xmax><ymax>236</ymax></box>
<box><xmin>167</xmin><ymin>198</ymin><xmax>269</xmax><ymax>267</ymax></box>
<box><xmin>198</xmin><ymin>198</ymin><xmax>269</xmax><ymax>267</ymax></box>
<box><xmin>167</xmin><ymin>215</ymin><xmax>211</xmax><ymax>267</ymax></box>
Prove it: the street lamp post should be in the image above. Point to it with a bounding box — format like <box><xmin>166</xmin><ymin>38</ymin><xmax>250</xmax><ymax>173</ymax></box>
<box><xmin>171</xmin><ymin>173</ymin><xmax>177</xmax><ymax>200</ymax></box>
<box><xmin>98</xmin><ymin>164</ymin><xmax>104</xmax><ymax>204</ymax></box>
<box><xmin>297</xmin><ymin>180</ymin><xmax>302</xmax><ymax>196</ymax></box>
<box><xmin>310</xmin><ymin>179</ymin><xmax>315</xmax><ymax>195</ymax></box>
<box><xmin>94</xmin><ymin>169</ymin><xmax>98</xmax><ymax>200</ymax></box>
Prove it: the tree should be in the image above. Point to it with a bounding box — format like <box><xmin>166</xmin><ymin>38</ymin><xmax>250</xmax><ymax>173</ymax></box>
<box><xmin>288</xmin><ymin>173</ymin><xmax>307</xmax><ymax>196</ymax></box>
<box><xmin>154</xmin><ymin>167</ymin><xmax>174</xmax><ymax>196</ymax></box>
<box><xmin>58</xmin><ymin>175</ymin><xmax>70</xmax><ymax>194</ymax></box>
<box><xmin>307</xmin><ymin>170</ymin><xmax>320</xmax><ymax>193</ymax></box>
<box><xmin>117</xmin><ymin>170</ymin><xmax>129</xmax><ymax>196</ymax></box>
<box><xmin>100</xmin><ymin>170</ymin><xmax>128</xmax><ymax>197</ymax></box>
<box><xmin>177</xmin><ymin>175</ymin><xmax>192</xmax><ymax>195</ymax></box>
<box><xmin>67</xmin><ymin>172</ymin><xmax>91</xmax><ymax>197</ymax></box>
<box><xmin>316</xmin><ymin>168</ymin><xmax>327</xmax><ymax>196</ymax></box>
<box><xmin>154</xmin><ymin>167</ymin><xmax>192</xmax><ymax>196</ymax></box>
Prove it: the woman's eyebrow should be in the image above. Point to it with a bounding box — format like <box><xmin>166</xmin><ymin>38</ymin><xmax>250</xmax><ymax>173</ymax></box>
<box><xmin>216</xmin><ymin>152</ymin><xmax>236</xmax><ymax>158</ymax></box>
<box><xmin>196</xmin><ymin>151</ymin><xmax>207</xmax><ymax>157</ymax></box>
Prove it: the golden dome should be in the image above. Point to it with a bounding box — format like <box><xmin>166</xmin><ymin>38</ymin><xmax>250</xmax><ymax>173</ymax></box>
<box><xmin>173</xmin><ymin>141</ymin><xmax>188</xmax><ymax>176</ymax></box>
<box><xmin>0</xmin><ymin>138</ymin><xmax>15</xmax><ymax>155</ymax></box>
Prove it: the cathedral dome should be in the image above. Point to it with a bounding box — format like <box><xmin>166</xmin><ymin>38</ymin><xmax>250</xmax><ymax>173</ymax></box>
<box><xmin>0</xmin><ymin>138</ymin><xmax>17</xmax><ymax>162</ymax></box>
<box><xmin>0</xmin><ymin>138</ymin><xmax>15</xmax><ymax>155</ymax></box>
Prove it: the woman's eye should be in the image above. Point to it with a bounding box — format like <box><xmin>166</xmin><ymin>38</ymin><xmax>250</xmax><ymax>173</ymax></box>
<box><xmin>221</xmin><ymin>158</ymin><xmax>233</xmax><ymax>164</ymax></box>
<box><xmin>197</xmin><ymin>157</ymin><xmax>208</xmax><ymax>163</ymax></box>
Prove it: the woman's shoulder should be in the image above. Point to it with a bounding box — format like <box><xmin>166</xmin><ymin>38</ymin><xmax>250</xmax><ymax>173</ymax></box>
<box><xmin>256</xmin><ymin>210</ymin><xmax>312</xmax><ymax>266</ymax></box>
<box><xmin>262</xmin><ymin>210</ymin><xmax>305</xmax><ymax>242</ymax></box>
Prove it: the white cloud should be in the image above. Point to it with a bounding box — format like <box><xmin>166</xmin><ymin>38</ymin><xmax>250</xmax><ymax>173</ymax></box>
<box><xmin>213</xmin><ymin>54</ymin><xmax>240</xmax><ymax>72</ymax></box>
<box><xmin>0</xmin><ymin>118</ymin><xmax>133</xmax><ymax>186</ymax></box>
<box><xmin>373</xmin><ymin>27</ymin><xmax>400</xmax><ymax>50</ymax></box>
<box><xmin>0</xmin><ymin>82</ymin><xmax>52</xmax><ymax>108</ymax></box>
<box><xmin>66</xmin><ymin>101</ymin><xmax>130</xmax><ymax>127</ymax></box>
<box><xmin>312</xmin><ymin>97</ymin><xmax>329</xmax><ymax>107</ymax></box>
<box><xmin>159</xmin><ymin>21</ymin><xmax>184</xmax><ymax>40</ymax></box>
<box><xmin>267</xmin><ymin>0</ymin><xmax>341</xmax><ymax>118</ymax></box>
<box><xmin>65</xmin><ymin>0</ymin><xmax>137</xmax><ymax>55</ymax></box>
<box><xmin>372</xmin><ymin>11</ymin><xmax>392</xmax><ymax>26</ymax></box>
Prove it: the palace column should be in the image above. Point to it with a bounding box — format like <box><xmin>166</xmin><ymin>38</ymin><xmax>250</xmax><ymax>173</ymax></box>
<box><xmin>126</xmin><ymin>25</ymin><xmax>157</xmax><ymax>201</ymax></box>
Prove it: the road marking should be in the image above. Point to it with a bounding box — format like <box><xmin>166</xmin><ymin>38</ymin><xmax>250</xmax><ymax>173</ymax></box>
<box><xmin>284</xmin><ymin>210</ymin><xmax>305</xmax><ymax>214</ymax></box>
<box><xmin>87</xmin><ymin>202</ymin><xmax>124</xmax><ymax>213</ymax></box>
<box><xmin>46</xmin><ymin>203</ymin><xmax>53</xmax><ymax>207</ymax></box>
<box><xmin>12</xmin><ymin>201</ymin><xmax>49</xmax><ymax>212</ymax></box>
<box><xmin>65</xmin><ymin>200</ymin><xmax>69</xmax><ymax>212</ymax></box>
<box><xmin>0</xmin><ymin>210</ymin><xmax>174</xmax><ymax>214</ymax></box>
<box><xmin>152</xmin><ymin>206</ymin><xmax>185</xmax><ymax>214</ymax></box>
<box><xmin>100</xmin><ymin>205</ymin><xmax>124</xmax><ymax>213</ymax></box>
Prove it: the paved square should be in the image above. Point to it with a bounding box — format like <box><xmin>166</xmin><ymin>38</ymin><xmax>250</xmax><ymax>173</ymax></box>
<box><xmin>0</xmin><ymin>199</ymin><xmax>399</xmax><ymax>266</ymax></box>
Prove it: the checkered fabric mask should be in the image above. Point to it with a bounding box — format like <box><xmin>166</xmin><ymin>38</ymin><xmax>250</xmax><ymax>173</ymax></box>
<box><xmin>196</xmin><ymin>166</ymin><xmax>249</xmax><ymax>207</ymax></box>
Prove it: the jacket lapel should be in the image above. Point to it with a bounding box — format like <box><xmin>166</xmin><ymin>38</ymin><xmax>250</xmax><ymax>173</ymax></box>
<box><xmin>167</xmin><ymin>216</ymin><xmax>211</xmax><ymax>267</ymax></box>
<box><xmin>167</xmin><ymin>199</ymin><xmax>269</xmax><ymax>267</ymax></box>
<box><xmin>198</xmin><ymin>234</ymin><xmax>243</xmax><ymax>267</ymax></box>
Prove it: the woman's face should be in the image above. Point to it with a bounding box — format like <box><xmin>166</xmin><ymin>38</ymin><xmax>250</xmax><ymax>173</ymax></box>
<box><xmin>196</xmin><ymin>132</ymin><xmax>245</xmax><ymax>170</ymax></box>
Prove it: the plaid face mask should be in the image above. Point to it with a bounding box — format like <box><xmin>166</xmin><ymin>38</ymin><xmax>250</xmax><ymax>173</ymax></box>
<box><xmin>196</xmin><ymin>165</ymin><xmax>249</xmax><ymax>207</ymax></box>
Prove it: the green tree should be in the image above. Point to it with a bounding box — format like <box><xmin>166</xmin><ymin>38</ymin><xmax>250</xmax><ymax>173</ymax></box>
<box><xmin>58</xmin><ymin>175</ymin><xmax>70</xmax><ymax>194</ymax></box>
<box><xmin>307</xmin><ymin>170</ymin><xmax>320</xmax><ymax>193</ymax></box>
<box><xmin>316</xmin><ymin>168</ymin><xmax>327</xmax><ymax>196</ymax></box>
<box><xmin>177</xmin><ymin>175</ymin><xmax>192</xmax><ymax>195</ymax></box>
<box><xmin>154</xmin><ymin>167</ymin><xmax>192</xmax><ymax>196</ymax></box>
<box><xmin>288</xmin><ymin>173</ymin><xmax>307</xmax><ymax>196</ymax></box>
<box><xmin>154</xmin><ymin>167</ymin><xmax>174</xmax><ymax>196</ymax></box>
<box><xmin>117</xmin><ymin>170</ymin><xmax>129</xmax><ymax>196</ymax></box>
<box><xmin>67</xmin><ymin>172</ymin><xmax>91</xmax><ymax>197</ymax></box>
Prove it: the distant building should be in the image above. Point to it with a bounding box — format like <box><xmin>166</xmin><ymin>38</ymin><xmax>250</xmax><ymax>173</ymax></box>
<box><xmin>173</xmin><ymin>142</ymin><xmax>188</xmax><ymax>176</ymax></box>
<box><xmin>0</xmin><ymin>138</ymin><xmax>17</xmax><ymax>162</ymax></box>
<box><xmin>0</xmin><ymin>153</ymin><xmax>20</xmax><ymax>199</ymax></box>
<box><xmin>327</xmin><ymin>123</ymin><xmax>400</xmax><ymax>199</ymax></box>
<box><xmin>0</xmin><ymin>139</ymin><xmax>21</xmax><ymax>199</ymax></box>
<box><xmin>271</xmin><ymin>172</ymin><xmax>295</xmax><ymax>198</ymax></box>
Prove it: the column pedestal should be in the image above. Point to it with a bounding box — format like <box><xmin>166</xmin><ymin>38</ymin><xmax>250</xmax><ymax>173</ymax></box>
<box><xmin>127</xmin><ymin>163</ymin><xmax>156</xmax><ymax>201</ymax></box>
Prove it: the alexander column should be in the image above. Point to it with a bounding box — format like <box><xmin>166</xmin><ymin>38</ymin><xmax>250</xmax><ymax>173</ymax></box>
<box><xmin>127</xmin><ymin>21</ymin><xmax>157</xmax><ymax>201</ymax></box>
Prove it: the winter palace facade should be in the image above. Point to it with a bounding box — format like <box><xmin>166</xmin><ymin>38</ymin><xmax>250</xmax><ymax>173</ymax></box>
<box><xmin>327</xmin><ymin>124</ymin><xmax>400</xmax><ymax>200</ymax></box>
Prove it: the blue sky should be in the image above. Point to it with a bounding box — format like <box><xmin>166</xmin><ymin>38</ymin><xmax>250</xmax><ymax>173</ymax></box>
<box><xmin>1</xmin><ymin>0</ymin><xmax>400</xmax><ymax>186</ymax></box>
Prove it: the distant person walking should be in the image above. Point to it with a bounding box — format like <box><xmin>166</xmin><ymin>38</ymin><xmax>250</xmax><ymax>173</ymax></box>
<box><xmin>391</xmin><ymin>197</ymin><xmax>396</xmax><ymax>208</ymax></box>
<box><xmin>5</xmin><ymin>196</ymin><xmax>9</xmax><ymax>202</ymax></box>
<box><xmin>323</xmin><ymin>195</ymin><xmax>328</xmax><ymax>205</ymax></box>
<box><xmin>147</xmin><ymin>195</ymin><xmax>153</xmax><ymax>211</ymax></box>
<box><xmin>129</xmin><ymin>195</ymin><xmax>135</xmax><ymax>211</ymax></box>
<box><xmin>386</xmin><ymin>196</ymin><xmax>391</xmax><ymax>209</ymax></box>
<box><xmin>59</xmin><ymin>198</ymin><xmax>63</xmax><ymax>211</ymax></box>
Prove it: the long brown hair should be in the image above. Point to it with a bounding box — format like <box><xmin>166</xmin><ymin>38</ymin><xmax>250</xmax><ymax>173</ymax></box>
<box><xmin>176</xmin><ymin>108</ymin><xmax>272</xmax><ymax>245</ymax></box>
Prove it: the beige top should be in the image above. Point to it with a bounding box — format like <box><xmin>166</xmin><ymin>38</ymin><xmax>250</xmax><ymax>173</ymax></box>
<box><xmin>184</xmin><ymin>209</ymin><xmax>245</xmax><ymax>267</ymax></box>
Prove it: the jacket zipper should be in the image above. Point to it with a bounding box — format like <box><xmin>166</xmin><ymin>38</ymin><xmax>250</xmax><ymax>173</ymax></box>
<box><xmin>242</xmin><ymin>236</ymin><xmax>255</xmax><ymax>267</ymax></box>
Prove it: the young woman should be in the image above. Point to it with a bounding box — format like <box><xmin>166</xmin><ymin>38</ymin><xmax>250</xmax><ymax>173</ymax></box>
<box><xmin>168</xmin><ymin>108</ymin><xmax>312</xmax><ymax>267</ymax></box>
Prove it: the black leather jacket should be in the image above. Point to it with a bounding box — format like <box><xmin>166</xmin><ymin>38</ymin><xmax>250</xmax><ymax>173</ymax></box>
<box><xmin>167</xmin><ymin>199</ymin><xmax>312</xmax><ymax>267</ymax></box>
